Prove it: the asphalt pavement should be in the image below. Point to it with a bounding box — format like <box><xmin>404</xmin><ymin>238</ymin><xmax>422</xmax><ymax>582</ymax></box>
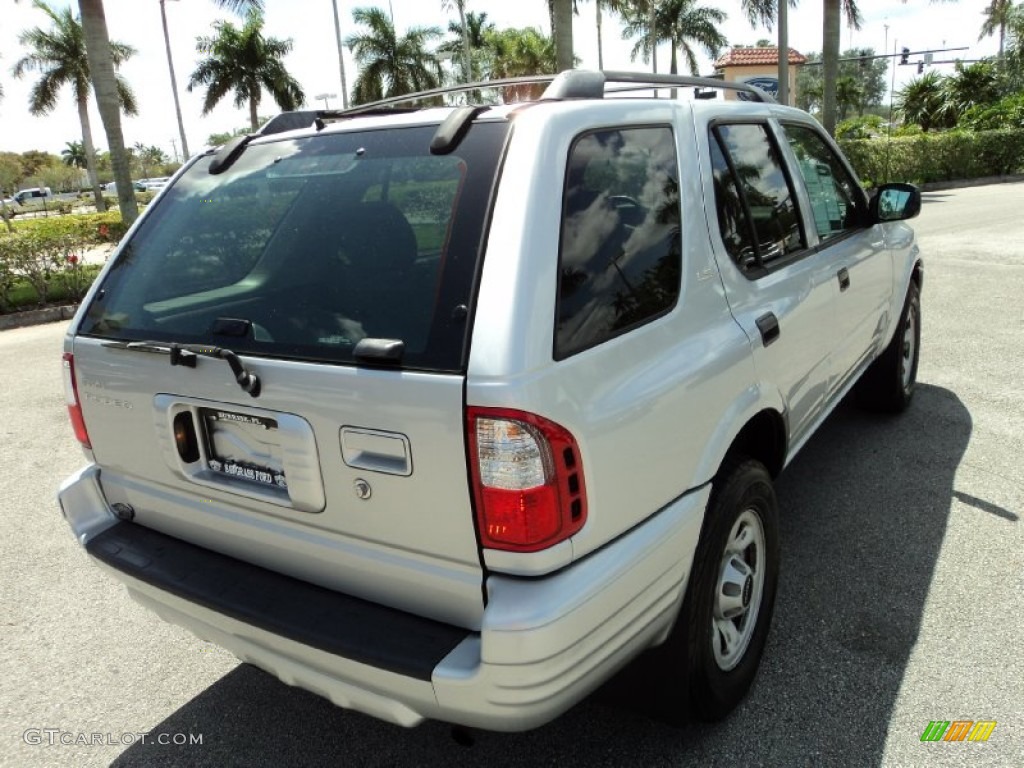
<box><xmin>0</xmin><ymin>184</ymin><xmax>1021</xmax><ymax>767</ymax></box>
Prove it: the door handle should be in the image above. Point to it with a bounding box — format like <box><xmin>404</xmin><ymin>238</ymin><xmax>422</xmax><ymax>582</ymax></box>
<box><xmin>838</xmin><ymin>267</ymin><xmax>851</xmax><ymax>292</ymax></box>
<box><xmin>756</xmin><ymin>312</ymin><xmax>780</xmax><ymax>347</ymax></box>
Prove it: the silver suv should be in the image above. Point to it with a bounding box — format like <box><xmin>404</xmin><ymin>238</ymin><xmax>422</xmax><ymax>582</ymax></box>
<box><xmin>59</xmin><ymin>71</ymin><xmax>922</xmax><ymax>731</ymax></box>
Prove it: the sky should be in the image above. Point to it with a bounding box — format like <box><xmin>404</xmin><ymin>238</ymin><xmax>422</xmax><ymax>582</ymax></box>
<box><xmin>0</xmin><ymin>0</ymin><xmax>1002</xmax><ymax>159</ymax></box>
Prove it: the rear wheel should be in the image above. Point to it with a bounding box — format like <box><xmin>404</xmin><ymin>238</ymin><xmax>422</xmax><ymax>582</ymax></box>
<box><xmin>857</xmin><ymin>281</ymin><xmax>920</xmax><ymax>413</ymax></box>
<box><xmin>656</xmin><ymin>459</ymin><xmax>780</xmax><ymax>722</ymax></box>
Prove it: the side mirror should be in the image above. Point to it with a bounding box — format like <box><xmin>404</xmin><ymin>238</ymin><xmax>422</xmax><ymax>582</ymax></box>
<box><xmin>869</xmin><ymin>182</ymin><xmax>922</xmax><ymax>223</ymax></box>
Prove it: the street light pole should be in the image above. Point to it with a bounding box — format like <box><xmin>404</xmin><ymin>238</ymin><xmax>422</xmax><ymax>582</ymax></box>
<box><xmin>778</xmin><ymin>0</ymin><xmax>789</xmax><ymax>105</ymax></box>
<box><xmin>331</xmin><ymin>0</ymin><xmax>349</xmax><ymax>109</ymax></box>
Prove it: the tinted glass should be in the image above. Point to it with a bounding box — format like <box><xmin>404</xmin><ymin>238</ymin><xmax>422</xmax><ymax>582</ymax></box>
<box><xmin>709</xmin><ymin>137</ymin><xmax>757</xmax><ymax>270</ymax></box>
<box><xmin>80</xmin><ymin>122</ymin><xmax>509</xmax><ymax>372</ymax></box>
<box><xmin>556</xmin><ymin>126</ymin><xmax>681</xmax><ymax>359</ymax></box>
<box><xmin>783</xmin><ymin>123</ymin><xmax>865</xmax><ymax>241</ymax></box>
<box><xmin>712</xmin><ymin>123</ymin><xmax>805</xmax><ymax>273</ymax></box>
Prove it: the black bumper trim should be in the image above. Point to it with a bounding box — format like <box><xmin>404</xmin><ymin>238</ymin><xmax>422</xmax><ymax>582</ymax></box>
<box><xmin>86</xmin><ymin>522</ymin><xmax>471</xmax><ymax>681</ymax></box>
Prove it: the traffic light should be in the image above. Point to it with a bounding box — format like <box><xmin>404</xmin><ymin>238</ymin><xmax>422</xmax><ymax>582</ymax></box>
<box><xmin>901</xmin><ymin>47</ymin><xmax>910</xmax><ymax>65</ymax></box>
<box><xmin>917</xmin><ymin>61</ymin><xmax>924</xmax><ymax>74</ymax></box>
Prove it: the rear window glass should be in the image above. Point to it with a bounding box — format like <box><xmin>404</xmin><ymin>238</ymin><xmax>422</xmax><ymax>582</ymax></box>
<box><xmin>555</xmin><ymin>126</ymin><xmax>681</xmax><ymax>359</ymax></box>
<box><xmin>80</xmin><ymin>122</ymin><xmax>509</xmax><ymax>372</ymax></box>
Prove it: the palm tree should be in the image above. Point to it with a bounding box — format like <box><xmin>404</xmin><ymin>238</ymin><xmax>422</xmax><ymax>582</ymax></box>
<box><xmin>834</xmin><ymin>75</ymin><xmax>863</xmax><ymax>121</ymax></box>
<box><xmin>980</xmin><ymin>0</ymin><xmax>1015</xmax><ymax>61</ymax></box>
<box><xmin>588</xmin><ymin>1</ymin><xmax>632</xmax><ymax>71</ymax></box>
<box><xmin>896</xmin><ymin>70</ymin><xmax>948</xmax><ymax>132</ymax></box>
<box><xmin>14</xmin><ymin>1</ymin><xmax>136</xmax><ymax>213</ymax></box>
<box><xmin>485</xmin><ymin>26</ymin><xmax>558</xmax><ymax>77</ymax></box>
<box><xmin>78</xmin><ymin>0</ymin><xmax>138</xmax><ymax>225</ymax></box>
<box><xmin>942</xmin><ymin>60</ymin><xmax>1001</xmax><ymax>117</ymax></box>
<box><xmin>160</xmin><ymin>1</ymin><xmax>264</xmax><ymax>164</ymax></box>
<box><xmin>439</xmin><ymin>11</ymin><xmax>495</xmax><ymax>81</ymax></box>
<box><xmin>483</xmin><ymin>26</ymin><xmax>557</xmax><ymax>100</ymax></box>
<box><xmin>621</xmin><ymin>0</ymin><xmax>726</xmax><ymax>76</ymax></box>
<box><xmin>346</xmin><ymin>7</ymin><xmax>442</xmax><ymax>105</ymax></box>
<box><xmin>1002</xmin><ymin>3</ymin><xmax>1024</xmax><ymax>91</ymax></box>
<box><xmin>441</xmin><ymin>1</ymin><xmax>473</xmax><ymax>83</ymax></box>
<box><xmin>134</xmin><ymin>143</ymin><xmax>168</xmax><ymax>178</ymax></box>
<box><xmin>188</xmin><ymin>10</ymin><xmax>304</xmax><ymax>131</ymax></box>
<box><xmin>550</xmin><ymin>0</ymin><xmax>574</xmax><ymax>72</ymax></box>
<box><xmin>821</xmin><ymin>0</ymin><xmax>863</xmax><ymax>135</ymax></box>
<box><xmin>62</xmin><ymin>140</ymin><xmax>88</xmax><ymax>168</ymax></box>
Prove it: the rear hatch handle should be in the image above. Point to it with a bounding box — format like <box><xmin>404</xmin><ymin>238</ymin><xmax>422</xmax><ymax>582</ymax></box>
<box><xmin>102</xmin><ymin>340</ymin><xmax>261</xmax><ymax>397</ymax></box>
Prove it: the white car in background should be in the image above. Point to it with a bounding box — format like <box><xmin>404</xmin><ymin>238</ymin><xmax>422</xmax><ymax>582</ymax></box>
<box><xmin>136</xmin><ymin>177</ymin><xmax>170</xmax><ymax>192</ymax></box>
<box><xmin>1</xmin><ymin>196</ymin><xmax>23</xmax><ymax>216</ymax></box>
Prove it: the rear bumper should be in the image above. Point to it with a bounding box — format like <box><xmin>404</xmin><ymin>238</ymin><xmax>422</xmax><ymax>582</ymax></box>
<box><xmin>59</xmin><ymin>465</ymin><xmax>707</xmax><ymax>731</ymax></box>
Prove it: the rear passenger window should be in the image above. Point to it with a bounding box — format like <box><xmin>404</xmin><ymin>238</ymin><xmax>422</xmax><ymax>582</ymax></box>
<box><xmin>782</xmin><ymin>123</ymin><xmax>865</xmax><ymax>242</ymax></box>
<box><xmin>710</xmin><ymin>123</ymin><xmax>806</xmax><ymax>275</ymax></box>
<box><xmin>555</xmin><ymin>126</ymin><xmax>681</xmax><ymax>359</ymax></box>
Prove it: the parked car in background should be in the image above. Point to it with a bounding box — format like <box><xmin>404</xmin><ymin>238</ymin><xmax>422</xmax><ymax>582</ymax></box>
<box><xmin>135</xmin><ymin>177</ymin><xmax>169</xmax><ymax>192</ymax></box>
<box><xmin>1</xmin><ymin>196</ymin><xmax>23</xmax><ymax>216</ymax></box>
<box><xmin>13</xmin><ymin>187</ymin><xmax>54</xmax><ymax>205</ymax></box>
<box><xmin>59</xmin><ymin>70</ymin><xmax>923</xmax><ymax>733</ymax></box>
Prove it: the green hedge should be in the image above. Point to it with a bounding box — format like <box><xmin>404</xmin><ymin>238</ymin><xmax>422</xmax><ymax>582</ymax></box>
<box><xmin>839</xmin><ymin>128</ymin><xmax>1024</xmax><ymax>187</ymax></box>
<box><xmin>0</xmin><ymin>210</ymin><xmax>124</xmax><ymax>313</ymax></box>
<box><xmin>10</xmin><ymin>210</ymin><xmax>128</xmax><ymax>244</ymax></box>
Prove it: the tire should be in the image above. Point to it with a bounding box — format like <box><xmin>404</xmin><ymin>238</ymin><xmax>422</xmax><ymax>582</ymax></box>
<box><xmin>658</xmin><ymin>459</ymin><xmax>780</xmax><ymax>722</ymax></box>
<box><xmin>857</xmin><ymin>281</ymin><xmax>921</xmax><ymax>413</ymax></box>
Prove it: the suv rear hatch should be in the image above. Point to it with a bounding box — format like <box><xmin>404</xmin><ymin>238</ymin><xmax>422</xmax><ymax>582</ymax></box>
<box><xmin>70</xmin><ymin>119</ymin><xmax>510</xmax><ymax>629</ymax></box>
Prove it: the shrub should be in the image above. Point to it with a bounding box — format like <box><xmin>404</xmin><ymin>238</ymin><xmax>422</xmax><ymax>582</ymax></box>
<box><xmin>836</xmin><ymin>115</ymin><xmax>885</xmax><ymax>140</ymax></box>
<box><xmin>961</xmin><ymin>93</ymin><xmax>1024</xmax><ymax>131</ymax></box>
<box><xmin>4</xmin><ymin>229</ymin><xmax>76</xmax><ymax>306</ymax></box>
<box><xmin>0</xmin><ymin>209</ymin><xmax>126</xmax><ymax>312</ymax></box>
<box><xmin>839</xmin><ymin>128</ymin><xmax>1024</xmax><ymax>185</ymax></box>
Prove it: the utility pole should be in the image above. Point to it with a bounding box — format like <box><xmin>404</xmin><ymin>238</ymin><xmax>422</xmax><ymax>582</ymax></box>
<box><xmin>778</xmin><ymin>0</ymin><xmax>789</xmax><ymax>105</ymax></box>
<box><xmin>331</xmin><ymin>0</ymin><xmax>349</xmax><ymax>109</ymax></box>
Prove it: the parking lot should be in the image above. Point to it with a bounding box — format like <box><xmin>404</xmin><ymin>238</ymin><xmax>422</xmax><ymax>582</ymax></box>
<box><xmin>0</xmin><ymin>183</ymin><xmax>1021</xmax><ymax>767</ymax></box>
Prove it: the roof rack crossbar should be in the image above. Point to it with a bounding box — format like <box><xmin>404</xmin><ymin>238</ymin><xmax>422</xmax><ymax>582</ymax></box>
<box><xmin>594</xmin><ymin>71</ymin><xmax>775</xmax><ymax>103</ymax></box>
<box><xmin>335</xmin><ymin>74</ymin><xmax>561</xmax><ymax>117</ymax></box>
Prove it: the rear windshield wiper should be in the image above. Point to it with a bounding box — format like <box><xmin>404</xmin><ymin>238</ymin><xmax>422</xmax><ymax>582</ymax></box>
<box><xmin>102</xmin><ymin>340</ymin><xmax>261</xmax><ymax>397</ymax></box>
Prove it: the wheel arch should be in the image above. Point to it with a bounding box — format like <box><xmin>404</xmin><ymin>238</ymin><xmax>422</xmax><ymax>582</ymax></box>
<box><xmin>695</xmin><ymin>385</ymin><xmax>788</xmax><ymax>490</ymax></box>
<box><xmin>720</xmin><ymin>408</ymin><xmax>787</xmax><ymax>480</ymax></box>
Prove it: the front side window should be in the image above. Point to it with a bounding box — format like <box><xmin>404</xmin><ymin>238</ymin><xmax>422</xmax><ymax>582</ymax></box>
<box><xmin>710</xmin><ymin>123</ymin><xmax>806</xmax><ymax>275</ymax></box>
<box><xmin>555</xmin><ymin>126</ymin><xmax>681</xmax><ymax>359</ymax></box>
<box><xmin>79</xmin><ymin>122</ymin><xmax>509</xmax><ymax>372</ymax></box>
<box><xmin>782</xmin><ymin>123</ymin><xmax>865</xmax><ymax>242</ymax></box>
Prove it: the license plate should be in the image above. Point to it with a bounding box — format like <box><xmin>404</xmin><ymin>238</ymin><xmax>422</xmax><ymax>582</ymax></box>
<box><xmin>201</xmin><ymin>408</ymin><xmax>287</xmax><ymax>488</ymax></box>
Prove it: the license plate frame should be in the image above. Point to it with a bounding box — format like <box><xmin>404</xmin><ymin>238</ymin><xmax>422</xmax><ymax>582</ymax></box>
<box><xmin>200</xmin><ymin>408</ymin><xmax>286</xmax><ymax>489</ymax></box>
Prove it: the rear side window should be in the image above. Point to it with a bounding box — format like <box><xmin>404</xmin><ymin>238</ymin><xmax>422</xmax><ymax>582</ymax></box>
<box><xmin>710</xmin><ymin>123</ymin><xmax>806</xmax><ymax>276</ymax></box>
<box><xmin>555</xmin><ymin>126</ymin><xmax>681</xmax><ymax>359</ymax></box>
<box><xmin>79</xmin><ymin>122</ymin><xmax>509</xmax><ymax>372</ymax></box>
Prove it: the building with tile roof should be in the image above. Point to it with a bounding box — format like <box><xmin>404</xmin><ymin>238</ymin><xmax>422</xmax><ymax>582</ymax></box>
<box><xmin>713</xmin><ymin>47</ymin><xmax>807</xmax><ymax>104</ymax></box>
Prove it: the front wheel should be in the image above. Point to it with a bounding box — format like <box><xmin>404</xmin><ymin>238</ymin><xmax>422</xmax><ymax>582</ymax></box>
<box><xmin>668</xmin><ymin>459</ymin><xmax>780</xmax><ymax>722</ymax></box>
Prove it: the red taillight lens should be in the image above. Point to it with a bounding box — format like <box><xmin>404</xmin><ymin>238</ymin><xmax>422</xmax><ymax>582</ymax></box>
<box><xmin>62</xmin><ymin>352</ymin><xmax>91</xmax><ymax>448</ymax></box>
<box><xmin>467</xmin><ymin>407</ymin><xmax>587</xmax><ymax>552</ymax></box>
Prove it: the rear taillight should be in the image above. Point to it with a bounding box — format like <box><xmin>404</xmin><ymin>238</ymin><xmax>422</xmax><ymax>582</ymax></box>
<box><xmin>62</xmin><ymin>352</ymin><xmax>91</xmax><ymax>448</ymax></box>
<box><xmin>466</xmin><ymin>407</ymin><xmax>587</xmax><ymax>552</ymax></box>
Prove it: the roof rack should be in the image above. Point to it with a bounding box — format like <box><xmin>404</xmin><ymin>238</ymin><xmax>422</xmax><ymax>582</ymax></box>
<box><xmin>324</xmin><ymin>70</ymin><xmax>775</xmax><ymax>117</ymax></box>
<box><xmin>246</xmin><ymin>69</ymin><xmax>776</xmax><ymax>143</ymax></box>
<box><xmin>335</xmin><ymin>73</ymin><xmax>562</xmax><ymax>117</ymax></box>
